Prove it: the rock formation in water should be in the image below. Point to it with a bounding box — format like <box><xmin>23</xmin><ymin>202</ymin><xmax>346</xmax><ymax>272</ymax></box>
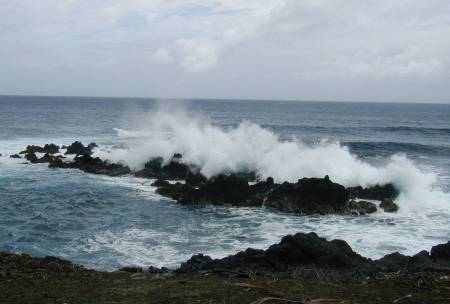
<box><xmin>15</xmin><ymin>142</ymin><xmax>401</xmax><ymax>215</ymax></box>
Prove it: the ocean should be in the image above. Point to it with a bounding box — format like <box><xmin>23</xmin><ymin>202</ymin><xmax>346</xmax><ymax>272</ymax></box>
<box><xmin>0</xmin><ymin>95</ymin><xmax>449</xmax><ymax>270</ymax></box>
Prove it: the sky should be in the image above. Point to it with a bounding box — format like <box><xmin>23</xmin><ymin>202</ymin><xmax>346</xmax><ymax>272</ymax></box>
<box><xmin>1</xmin><ymin>0</ymin><xmax>450</xmax><ymax>103</ymax></box>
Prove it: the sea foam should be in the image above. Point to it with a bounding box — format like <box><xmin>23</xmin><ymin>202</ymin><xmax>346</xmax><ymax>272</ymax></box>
<box><xmin>92</xmin><ymin>107</ymin><xmax>447</xmax><ymax>213</ymax></box>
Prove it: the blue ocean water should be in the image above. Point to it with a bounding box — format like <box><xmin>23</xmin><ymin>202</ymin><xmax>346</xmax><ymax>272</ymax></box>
<box><xmin>0</xmin><ymin>95</ymin><xmax>449</xmax><ymax>270</ymax></box>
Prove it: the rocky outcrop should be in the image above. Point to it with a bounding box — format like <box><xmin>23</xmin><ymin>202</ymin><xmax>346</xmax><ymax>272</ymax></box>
<box><xmin>348</xmin><ymin>183</ymin><xmax>399</xmax><ymax>201</ymax></box>
<box><xmin>50</xmin><ymin>154</ymin><xmax>130</xmax><ymax>177</ymax></box>
<box><xmin>9</xmin><ymin>154</ymin><xmax>22</xmax><ymax>159</ymax></box>
<box><xmin>20</xmin><ymin>144</ymin><xmax>60</xmax><ymax>155</ymax></box>
<box><xmin>380</xmin><ymin>198</ymin><xmax>399</xmax><ymax>212</ymax></box>
<box><xmin>348</xmin><ymin>200</ymin><xmax>377</xmax><ymax>215</ymax></box>
<box><xmin>176</xmin><ymin>232</ymin><xmax>450</xmax><ymax>276</ymax></box>
<box><xmin>265</xmin><ymin>176</ymin><xmax>349</xmax><ymax>214</ymax></box>
<box><xmin>65</xmin><ymin>141</ymin><xmax>95</xmax><ymax>156</ymax></box>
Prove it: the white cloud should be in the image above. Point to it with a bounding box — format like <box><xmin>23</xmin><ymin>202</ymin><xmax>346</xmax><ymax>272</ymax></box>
<box><xmin>0</xmin><ymin>0</ymin><xmax>450</xmax><ymax>102</ymax></box>
<box><xmin>152</xmin><ymin>48</ymin><xmax>174</xmax><ymax>64</ymax></box>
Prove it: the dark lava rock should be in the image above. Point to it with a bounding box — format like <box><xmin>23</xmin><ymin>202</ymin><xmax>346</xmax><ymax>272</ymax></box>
<box><xmin>65</xmin><ymin>141</ymin><xmax>93</xmax><ymax>156</ymax></box>
<box><xmin>10</xmin><ymin>154</ymin><xmax>22</xmax><ymax>159</ymax></box>
<box><xmin>20</xmin><ymin>144</ymin><xmax>60</xmax><ymax>155</ymax></box>
<box><xmin>380</xmin><ymin>198</ymin><xmax>399</xmax><ymax>212</ymax></box>
<box><xmin>49</xmin><ymin>154</ymin><xmax>130</xmax><ymax>177</ymax></box>
<box><xmin>431</xmin><ymin>241</ymin><xmax>450</xmax><ymax>262</ymax></box>
<box><xmin>348</xmin><ymin>200</ymin><xmax>377</xmax><ymax>215</ymax></box>
<box><xmin>178</xmin><ymin>232</ymin><xmax>370</xmax><ymax>274</ymax></box>
<box><xmin>179</xmin><ymin>174</ymin><xmax>262</xmax><ymax>207</ymax></box>
<box><xmin>265</xmin><ymin>176</ymin><xmax>349</xmax><ymax>214</ymax></box>
<box><xmin>348</xmin><ymin>183</ymin><xmax>399</xmax><ymax>200</ymax></box>
<box><xmin>134</xmin><ymin>155</ymin><xmax>195</xmax><ymax>180</ymax></box>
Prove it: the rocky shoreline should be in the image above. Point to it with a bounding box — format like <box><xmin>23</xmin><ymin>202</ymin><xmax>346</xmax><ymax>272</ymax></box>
<box><xmin>1</xmin><ymin>233</ymin><xmax>450</xmax><ymax>303</ymax></box>
<box><xmin>8</xmin><ymin>141</ymin><xmax>400</xmax><ymax>215</ymax></box>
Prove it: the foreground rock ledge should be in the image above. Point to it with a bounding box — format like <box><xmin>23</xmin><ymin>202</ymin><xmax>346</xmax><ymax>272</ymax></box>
<box><xmin>1</xmin><ymin>234</ymin><xmax>450</xmax><ymax>304</ymax></box>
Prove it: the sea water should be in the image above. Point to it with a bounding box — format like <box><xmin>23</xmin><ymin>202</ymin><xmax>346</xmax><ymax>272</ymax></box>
<box><xmin>0</xmin><ymin>95</ymin><xmax>449</xmax><ymax>270</ymax></box>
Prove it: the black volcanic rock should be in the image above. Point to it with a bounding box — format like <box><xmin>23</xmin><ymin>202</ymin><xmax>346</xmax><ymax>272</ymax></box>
<box><xmin>178</xmin><ymin>174</ymin><xmax>262</xmax><ymax>207</ymax></box>
<box><xmin>265</xmin><ymin>176</ymin><xmax>349</xmax><ymax>214</ymax></box>
<box><xmin>20</xmin><ymin>144</ymin><xmax>60</xmax><ymax>155</ymax></box>
<box><xmin>49</xmin><ymin>154</ymin><xmax>130</xmax><ymax>177</ymax></box>
<box><xmin>10</xmin><ymin>154</ymin><xmax>22</xmax><ymax>159</ymax></box>
<box><xmin>134</xmin><ymin>155</ymin><xmax>196</xmax><ymax>180</ymax></box>
<box><xmin>65</xmin><ymin>141</ymin><xmax>93</xmax><ymax>156</ymax></box>
<box><xmin>178</xmin><ymin>232</ymin><xmax>370</xmax><ymax>274</ymax></box>
<box><xmin>348</xmin><ymin>200</ymin><xmax>377</xmax><ymax>215</ymax></box>
<box><xmin>348</xmin><ymin>183</ymin><xmax>399</xmax><ymax>200</ymax></box>
<box><xmin>380</xmin><ymin>198</ymin><xmax>399</xmax><ymax>212</ymax></box>
<box><xmin>431</xmin><ymin>241</ymin><xmax>450</xmax><ymax>262</ymax></box>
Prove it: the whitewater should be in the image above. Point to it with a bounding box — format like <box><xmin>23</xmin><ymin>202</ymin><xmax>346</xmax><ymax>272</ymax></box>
<box><xmin>0</xmin><ymin>96</ymin><xmax>449</xmax><ymax>270</ymax></box>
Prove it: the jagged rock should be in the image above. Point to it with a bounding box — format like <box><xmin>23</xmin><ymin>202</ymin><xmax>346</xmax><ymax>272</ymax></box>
<box><xmin>65</xmin><ymin>141</ymin><xmax>93</xmax><ymax>156</ymax></box>
<box><xmin>177</xmin><ymin>232</ymin><xmax>370</xmax><ymax>274</ymax></box>
<box><xmin>380</xmin><ymin>198</ymin><xmax>399</xmax><ymax>212</ymax></box>
<box><xmin>430</xmin><ymin>241</ymin><xmax>450</xmax><ymax>262</ymax></box>
<box><xmin>134</xmin><ymin>155</ymin><xmax>194</xmax><ymax>180</ymax></box>
<box><xmin>49</xmin><ymin>154</ymin><xmax>130</xmax><ymax>177</ymax></box>
<box><xmin>20</xmin><ymin>144</ymin><xmax>59</xmax><ymax>155</ymax></box>
<box><xmin>179</xmin><ymin>174</ymin><xmax>262</xmax><ymax>206</ymax></box>
<box><xmin>265</xmin><ymin>176</ymin><xmax>349</xmax><ymax>214</ymax></box>
<box><xmin>348</xmin><ymin>200</ymin><xmax>377</xmax><ymax>215</ymax></box>
<box><xmin>348</xmin><ymin>183</ymin><xmax>399</xmax><ymax>200</ymax></box>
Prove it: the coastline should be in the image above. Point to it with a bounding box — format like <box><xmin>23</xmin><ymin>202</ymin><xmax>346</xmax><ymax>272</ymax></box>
<box><xmin>1</xmin><ymin>233</ymin><xmax>450</xmax><ymax>303</ymax></box>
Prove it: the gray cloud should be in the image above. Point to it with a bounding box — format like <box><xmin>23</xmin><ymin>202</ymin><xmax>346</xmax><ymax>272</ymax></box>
<box><xmin>0</xmin><ymin>0</ymin><xmax>449</xmax><ymax>102</ymax></box>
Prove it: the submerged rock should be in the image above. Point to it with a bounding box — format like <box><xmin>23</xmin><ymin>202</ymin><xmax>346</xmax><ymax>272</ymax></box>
<box><xmin>265</xmin><ymin>176</ymin><xmax>349</xmax><ymax>214</ymax></box>
<box><xmin>380</xmin><ymin>198</ymin><xmax>399</xmax><ymax>212</ymax></box>
<box><xmin>10</xmin><ymin>154</ymin><xmax>22</xmax><ymax>159</ymax></box>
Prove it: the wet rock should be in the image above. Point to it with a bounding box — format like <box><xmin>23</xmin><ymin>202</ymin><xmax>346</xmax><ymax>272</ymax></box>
<box><xmin>65</xmin><ymin>141</ymin><xmax>93</xmax><ymax>156</ymax></box>
<box><xmin>20</xmin><ymin>144</ymin><xmax>60</xmax><ymax>155</ymax></box>
<box><xmin>177</xmin><ymin>232</ymin><xmax>370</xmax><ymax>274</ymax></box>
<box><xmin>134</xmin><ymin>155</ymin><xmax>194</xmax><ymax>180</ymax></box>
<box><xmin>10</xmin><ymin>154</ymin><xmax>22</xmax><ymax>159</ymax></box>
<box><xmin>348</xmin><ymin>183</ymin><xmax>399</xmax><ymax>200</ymax></box>
<box><xmin>179</xmin><ymin>174</ymin><xmax>262</xmax><ymax>207</ymax></box>
<box><xmin>49</xmin><ymin>154</ymin><xmax>130</xmax><ymax>177</ymax></box>
<box><xmin>380</xmin><ymin>198</ymin><xmax>399</xmax><ymax>212</ymax></box>
<box><xmin>265</xmin><ymin>176</ymin><xmax>349</xmax><ymax>215</ymax></box>
<box><xmin>348</xmin><ymin>200</ymin><xmax>377</xmax><ymax>215</ymax></box>
<box><xmin>430</xmin><ymin>241</ymin><xmax>450</xmax><ymax>262</ymax></box>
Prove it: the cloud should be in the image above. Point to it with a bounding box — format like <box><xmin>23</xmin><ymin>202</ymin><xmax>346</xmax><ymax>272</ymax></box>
<box><xmin>152</xmin><ymin>48</ymin><xmax>174</xmax><ymax>64</ymax></box>
<box><xmin>0</xmin><ymin>0</ymin><xmax>450</xmax><ymax>102</ymax></box>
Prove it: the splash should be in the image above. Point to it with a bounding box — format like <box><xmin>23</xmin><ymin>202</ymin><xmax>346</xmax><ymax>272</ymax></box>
<box><xmin>95</xmin><ymin>107</ymin><xmax>444</xmax><ymax>212</ymax></box>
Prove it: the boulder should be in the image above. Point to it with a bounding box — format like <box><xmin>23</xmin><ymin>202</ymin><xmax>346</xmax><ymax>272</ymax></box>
<box><xmin>380</xmin><ymin>198</ymin><xmax>399</xmax><ymax>212</ymax></box>
<box><xmin>430</xmin><ymin>241</ymin><xmax>450</xmax><ymax>262</ymax></box>
<box><xmin>265</xmin><ymin>176</ymin><xmax>349</xmax><ymax>214</ymax></box>
<box><xmin>20</xmin><ymin>144</ymin><xmax>59</xmax><ymax>155</ymax></box>
<box><xmin>65</xmin><ymin>141</ymin><xmax>92</xmax><ymax>156</ymax></box>
<box><xmin>348</xmin><ymin>183</ymin><xmax>399</xmax><ymax>200</ymax></box>
<box><xmin>177</xmin><ymin>232</ymin><xmax>370</xmax><ymax>274</ymax></box>
<box><xmin>348</xmin><ymin>200</ymin><xmax>377</xmax><ymax>215</ymax></box>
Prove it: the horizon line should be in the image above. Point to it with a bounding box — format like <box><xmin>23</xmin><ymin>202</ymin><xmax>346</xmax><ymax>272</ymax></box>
<box><xmin>0</xmin><ymin>93</ymin><xmax>449</xmax><ymax>105</ymax></box>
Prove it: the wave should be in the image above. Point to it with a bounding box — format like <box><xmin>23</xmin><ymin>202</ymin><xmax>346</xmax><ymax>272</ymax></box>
<box><xmin>93</xmin><ymin>107</ymin><xmax>449</xmax><ymax>213</ymax></box>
